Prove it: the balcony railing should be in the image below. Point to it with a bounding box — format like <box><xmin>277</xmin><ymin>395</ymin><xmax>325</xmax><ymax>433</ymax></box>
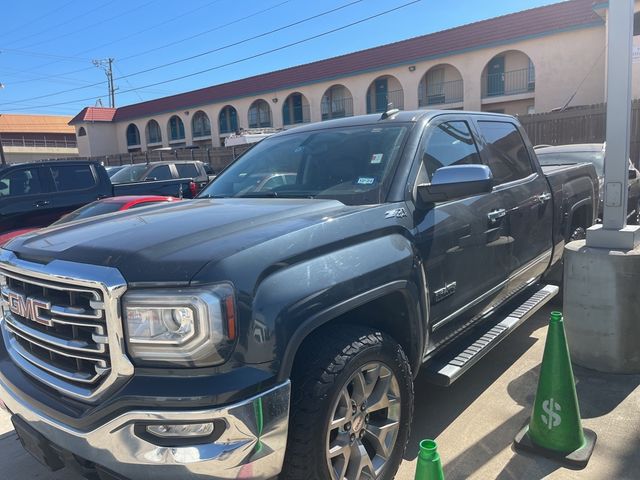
<box><xmin>283</xmin><ymin>104</ymin><xmax>311</xmax><ymax>126</ymax></box>
<box><xmin>321</xmin><ymin>97</ymin><xmax>354</xmax><ymax>121</ymax></box>
<box><xmin>367</xmin><ymin>89</ymin><xmax>404</xmax><ymax>113</ymax></box>
<box><xmin>0</xmin><ymin>138</ymin><xmax>78</xmax><ymax>148</ymax></box>
<box><xmin>418</xmin><ymin>79</ymin><xmax>464</xmax><ymax>107</ymax></box>
<box><xmin>482</xmin><ymin>68</ymin><xmax>535</xmax><ymax>98</ymax></box>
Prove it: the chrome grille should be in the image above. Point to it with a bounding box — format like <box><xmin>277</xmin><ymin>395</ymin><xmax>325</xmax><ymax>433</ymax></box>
<box><xmin>0</xmin><ymin>250</ymin><xmax>133</xmax><ymax>403</ymax></box>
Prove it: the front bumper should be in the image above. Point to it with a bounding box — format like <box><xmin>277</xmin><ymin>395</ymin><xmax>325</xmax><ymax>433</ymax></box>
<box><xmin>0</xmin><ymin>378</ymin><xmax>290</xmax><ymax>480</ymax></box>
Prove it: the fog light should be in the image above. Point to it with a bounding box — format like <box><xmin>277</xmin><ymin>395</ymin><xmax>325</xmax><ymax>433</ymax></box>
<box><xmin>146</xmin><ymin>422</ymin><xmax>215</xmax><ymax>438</ymax></box>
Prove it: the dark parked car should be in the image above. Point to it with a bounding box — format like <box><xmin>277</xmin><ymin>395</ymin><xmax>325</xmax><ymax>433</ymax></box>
<box><xmin>0</xmin><ymin>110</ymin><xmax>597</xmax><ymax>480</ymax></box>
<box><xmin>536</xmin><ymin>143</ymin><xmax>640</xmax><ymax>224</ymax></box>
<box><xmin>0</xmin><ymin>195</ymin><xmax>179</xmax><ymax>246</ymax></box>
<box><xmin>0</xmin><ymin>160</ymin><xmax>203</xmax><ymax>236</ymax></box>
<box><xmin>110</xmin><ymin>160</ymin><xmax>209</xmax><ymax>190</ymax></box>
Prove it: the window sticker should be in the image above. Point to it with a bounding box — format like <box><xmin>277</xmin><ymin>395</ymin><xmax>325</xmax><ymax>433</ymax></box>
<box><xmin>370</xmin><ymin>153</ymin><xmax>384</xmax><ymax>164</ymax></box>
<box><xmin>357</xmin><ymin>177</ymin><xmax>375</xmax><ymax>185</ymax></box>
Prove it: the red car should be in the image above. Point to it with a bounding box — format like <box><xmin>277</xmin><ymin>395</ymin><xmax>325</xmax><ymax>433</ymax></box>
<box><xmin>0</xmin><ymin>195</ymin><xmax>179</xmax><ymax>246</ymax></box>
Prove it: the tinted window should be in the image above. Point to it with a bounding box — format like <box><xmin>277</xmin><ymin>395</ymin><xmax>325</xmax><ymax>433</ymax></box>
<box><xmin>478</xmin><ymin>121</ymin><xmax>533</xmax><ymax>184</ymax></box>
<box><xmin>175</xmin><ymin>163</ymin><xmax>199</xmax><ymax>178</ymax></box>
<box><xmin>148</xmin><ymin>165</ymin><xmax>172</xmax><ymax>181</ymax></box>
<box><xmin>422</xmin><ymin>121</ymin><xmax>482</xmax><ymax>180</ymax></box>
<box><xmin>110</xmin><ymin>164</ymin><xmax>149</xmax><ymax>183</ymax></box>
<box><xmin>0</xmin><ymin>168</ymin><xmax>43</xmax><ymax>197</ymax></box>
<box><xmin>49</xmin><ymin>165</ymin><xmax>96</xmax><ymax>191</ymax></box>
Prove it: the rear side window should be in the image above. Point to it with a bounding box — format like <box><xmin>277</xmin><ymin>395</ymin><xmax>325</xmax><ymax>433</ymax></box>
<box><xmin>0</xmin><ymin>168</ymin><xmax>44</xmax><ymax>197</ymax></box>
<box><xmin>477</xmin><ymin>121</ymin><xmax>534</xmax><ymax>185</ymax></box>
<box><xmin>49</xmin><ymin>165</ymin><xmax>96</xmax><ymax>191</ymax></box>
<box><xmin>422</xmin><ymin>121</ymin><xmax>482</xmax><ymax>180</ymax></box>
<box><xmin>175</xmin><ymin>163</ymin><xmax>199</xmax><ymax>178</ymax></box>
<box><xmin>147</xmin><ymin>165</ymin><xmax>172</xmax><ymax>181</ymax></box>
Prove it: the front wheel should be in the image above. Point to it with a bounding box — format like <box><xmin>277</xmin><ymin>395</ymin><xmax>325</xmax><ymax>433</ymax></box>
<box><xmin>282</xmin><ymin>326</ymin><xmax>414</xmax><ymax>480</ymax></box>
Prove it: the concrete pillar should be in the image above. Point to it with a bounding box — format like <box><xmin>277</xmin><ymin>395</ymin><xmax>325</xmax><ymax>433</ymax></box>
<box><xmin>563</xmin><ymin>241</ymin><xmax>640</xmax><ymax>373</ymax></box>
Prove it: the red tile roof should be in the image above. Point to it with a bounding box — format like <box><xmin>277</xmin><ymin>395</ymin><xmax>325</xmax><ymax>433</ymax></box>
<box><xmin>77</xmin><ymin>0</ymin><xmax>602</xmax><ymax>124</ymax></box>
<box><xmin>69</xmin><ymin>107</ymin><xmax>116</xmax><ymax>125</ymax></box>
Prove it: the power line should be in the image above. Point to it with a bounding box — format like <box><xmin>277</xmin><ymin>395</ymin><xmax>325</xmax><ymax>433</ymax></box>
<box><xmin>0</xmin><ymin>0</ymin><xmax>363</xmax><ymax>106</ymax></box>
<box><xmin>3</xmin><ymin>0</ymin><xmax>293</xmax><ymax>87</ymax></box>
<box><xmin>3</xmin><ymin>0</ymin><xmax>421</xmax><ymax>112</ymax></box>
<box><xmin>2</xmin><ymin>0</ymin><xmax>119</xmax><ymax>48</ymax></box>
<box><xmin>3</xmin><ymin>0</ymin><xmax>228</xmax><ymax>81</ymax></box>
<box><xmin>18</xmin><ymin>0</ymin><xmax>157</xmax><ymax>51</ymax></box>
<box><xmin>0</xmin><ymin>0</ymin><xmax>78</xmax><ymax>41</ymax></box>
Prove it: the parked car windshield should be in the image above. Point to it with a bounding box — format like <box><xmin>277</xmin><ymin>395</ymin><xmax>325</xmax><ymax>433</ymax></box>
<box><xmin>537</xmin><ymin>150</ymin><xmax>604</xmax><ymax>177</ymax></box>
<box><xmin>109</xmin><ymin>164</ymin><xmax>149</xmax><ymax>183</ymax></box>
<box><xmin>198</xmin><ymin>124</ymin><xmax>409</xmax><ymax>205</ymax></box>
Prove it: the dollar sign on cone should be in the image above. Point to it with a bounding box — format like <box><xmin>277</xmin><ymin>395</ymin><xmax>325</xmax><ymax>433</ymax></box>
<box><xmin>541</xmin><ymin>398</ymin><xmax>561</xmax><ymax>429</ymax></box>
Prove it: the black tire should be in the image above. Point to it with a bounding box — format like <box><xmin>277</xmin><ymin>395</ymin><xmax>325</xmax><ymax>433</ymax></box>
<box><xmin>282</xmin><ymin>325</ymin><xmax>414</xmax><ymax>480</ymax></box>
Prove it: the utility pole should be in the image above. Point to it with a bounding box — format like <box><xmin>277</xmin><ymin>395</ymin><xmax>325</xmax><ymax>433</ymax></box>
<box><xmin>92</xmin><ymin>58</ymin><xmax>116</xmax><ymax>108</ymax></box>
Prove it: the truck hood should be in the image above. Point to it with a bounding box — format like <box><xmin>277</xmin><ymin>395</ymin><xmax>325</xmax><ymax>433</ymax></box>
<box><xmin>5</xmin><ymin>198</ymin><xmax>363</xmax><ymax>283</ymax></box>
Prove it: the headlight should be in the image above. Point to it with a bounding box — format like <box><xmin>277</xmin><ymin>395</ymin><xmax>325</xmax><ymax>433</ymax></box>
<box><xmin>122</xmin><ymin>284</ymin><xmax>236</xmax><ymax>367</ymax></box>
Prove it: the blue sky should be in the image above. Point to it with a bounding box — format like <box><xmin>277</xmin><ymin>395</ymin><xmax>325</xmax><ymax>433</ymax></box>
<box><xmin>0</xmin><ymin>0</ymin><xmax>559</xmax><ymax>115</ymax></box>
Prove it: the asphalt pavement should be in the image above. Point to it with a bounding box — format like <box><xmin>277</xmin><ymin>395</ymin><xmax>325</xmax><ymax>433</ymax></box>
<box><xmin>1</xmin><ymin>305</ymin><xmax>639</xmax><ymax>479</ymax></box>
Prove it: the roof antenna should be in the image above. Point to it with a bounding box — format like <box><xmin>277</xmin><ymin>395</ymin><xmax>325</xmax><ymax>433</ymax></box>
<box><xmin>380</xmin><ymin>103</ymin><xmax>400</xmax><ymax>120</ymax></box>
<box><xmin>95</xmin><ymin>98</ymin><xmax>104</xmax><ymax>107</ymax></box>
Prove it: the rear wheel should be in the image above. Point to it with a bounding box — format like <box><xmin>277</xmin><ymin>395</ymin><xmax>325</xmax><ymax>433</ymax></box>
<box><xmin>282</xmin><ymin>326</ymin><xmax>413</xmax><ymax>480</ymax></box>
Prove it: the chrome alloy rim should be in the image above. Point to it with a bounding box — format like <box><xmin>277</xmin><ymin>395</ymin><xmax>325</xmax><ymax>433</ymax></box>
<box><xmin>326</xmin><ymin>362</ymin><xmax>401</xmax><ymax>480</ymax></box>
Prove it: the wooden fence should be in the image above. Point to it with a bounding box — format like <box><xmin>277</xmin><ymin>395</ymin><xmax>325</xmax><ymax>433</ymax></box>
<box><xmin>519</xmin><ymin>100</ymin><xmax>640</xmax><ymax>166</ymax></box>
<box><xmin>53</xmin><ymin>144</ymin><xmax>252</xmax><ymax>173</ymax></box>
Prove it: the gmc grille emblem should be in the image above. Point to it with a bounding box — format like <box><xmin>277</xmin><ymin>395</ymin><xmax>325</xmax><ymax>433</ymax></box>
<box><xmin>7</xmin><ymin>292</ymin><xmax>52</xmax><ymax>327</ymax></box>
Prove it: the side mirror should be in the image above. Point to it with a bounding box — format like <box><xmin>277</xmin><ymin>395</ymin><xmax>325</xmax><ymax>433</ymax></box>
<box><xmin>417</xmin><ymin>165</ymin><xmax>493</xmax><ymax>205</ymax></box>
<box><xmin>629</xmin><ymin>169</ymin><xmax>637</xmax><ymax>180</ymax></box>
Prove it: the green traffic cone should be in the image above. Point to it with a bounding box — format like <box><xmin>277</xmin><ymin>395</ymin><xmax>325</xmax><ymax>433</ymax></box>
<box><xmin>415</xmin><ymin>439</ymin><xmax>445</xmax><ymax>480</ymax></box>
<box><xmin>514</xmin><ymin>311</ymin><xmax>596</xmax><ymax>468</ymax></box>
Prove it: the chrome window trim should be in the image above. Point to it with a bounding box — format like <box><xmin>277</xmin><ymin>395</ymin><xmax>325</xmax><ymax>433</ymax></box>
<box><xmin>0</xmin><ymin>249</ymin><xmax>133</xmax><ymax>403</ymax></box>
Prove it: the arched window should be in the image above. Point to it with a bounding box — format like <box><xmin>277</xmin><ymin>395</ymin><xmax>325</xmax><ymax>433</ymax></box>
<box><xmin>168</xmin><ymin>115</ymin><xmax>185</xmax><ymax>141</ymax></box>
<box><xmin>146</xmin><ymin>119</ymin><xmax>162</xmax><ymax>144</ymax></box>
<box><xmin>321</xmin><ymin>85</ymin><xmax>353</xmax><ymax>121</ymax></box>
<box><xmin>77</xmin><ymin>127</ymin><xmax>87</xmax><ymax>137</ymax></box>
<box><xmin>248</xmin><ymin>99</ymin><xmax>272</xmax><ymax>128</ymax></box>
<box><xmin>219</xmin><ymin>105</ymin><xmax>238</xmax><ymax>134</ymax></box>
<box><xmin>282</xmin><ymin>92</ymin><xmax>310</xmax><ymax>126</ymax></box>
<box><xmin>418</xmin><ymin>64</ymin><xmax>464</xmax><ymax>107</ymax></box>
<box><xmin>366</xmin><ymin>75</ymin><xmax>404</xmax><ymax>113</ymax></box>
<box><xmin>192</xmin><ymin>111</ymin><xmax>211</xmax><ymax>137</ymax></box>
<box><xmin>126</xmin><ymin>124</ymin><xmax>140</xmax><ymax>146</ymax></box>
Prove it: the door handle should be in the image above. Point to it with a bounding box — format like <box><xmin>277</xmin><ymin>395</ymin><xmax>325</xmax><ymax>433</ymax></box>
<box><xmin>488</xmin><ymin>208</ymin><xmax>507</xmax><ymax>222</ymax></box>
<box><xmin>33</xmin><ymin>200</ymin><xmax>51</xmax><ymax>207</ymax></box>
<box><xmin>537</xmin><ymin>192</ymin><xmax>552</xmax><ymax>203</ymax></box>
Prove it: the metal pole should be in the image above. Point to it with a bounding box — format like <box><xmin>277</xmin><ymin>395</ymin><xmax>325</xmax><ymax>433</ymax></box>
<box><xmin>586</xmin><ymin>0</ymin><xmax>639</xmax><ymax>249</ymax></box>
<box><xmin>0</xmin><ymin>134</ymin><xmax>6</xmax><ymax>165</ymax></box>
<box><xmin>602</xmin><ymin>0</ymin><xmax>633</xmax><ymax>230</ymax></box>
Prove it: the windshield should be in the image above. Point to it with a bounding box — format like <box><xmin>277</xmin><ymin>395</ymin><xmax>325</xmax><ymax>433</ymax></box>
<box><xmin>109</xmin><ymin>164</ymin><xmax>149</xmax><ymax>183</ymax></box>
<box><xmin>198</xmin><ymin>124</ymin><xmax>409</xmax><ymax>205</ymax></box>
<box><xmin>537</xmin><ymin>150</ymin><xmax>604</xmax><ymax>177</ymax></box>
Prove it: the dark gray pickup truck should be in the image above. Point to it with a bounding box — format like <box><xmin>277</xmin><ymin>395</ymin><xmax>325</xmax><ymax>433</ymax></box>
<box><xmin>0</xmin><ymin>110</ymin><xmax>597</xmax><ymax>480</ymax></box>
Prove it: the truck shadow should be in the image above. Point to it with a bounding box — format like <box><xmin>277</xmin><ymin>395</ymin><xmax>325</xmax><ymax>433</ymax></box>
<box><xmin>404</xmin><ymin>307</ymin><xmax>558</xmax><ymax>479</ymax></box>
